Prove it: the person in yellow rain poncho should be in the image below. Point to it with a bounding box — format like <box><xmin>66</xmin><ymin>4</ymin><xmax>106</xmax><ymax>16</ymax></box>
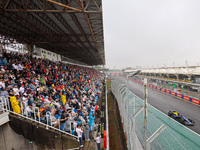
<box><xmin>10</xmin><ymin>96</ymin><xmax>21</xmax><ymax>114</ymax></box>
<box><xmin>62</xmin><ymin>91</ymin><xmax>66</xmax><ymax>105</ymax></box>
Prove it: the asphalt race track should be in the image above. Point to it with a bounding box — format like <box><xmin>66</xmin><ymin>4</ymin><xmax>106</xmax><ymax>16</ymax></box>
<box><xmin>118</xmin><ymin>77</ymin><xmax>200</xmax><ymax>134</ymax></box>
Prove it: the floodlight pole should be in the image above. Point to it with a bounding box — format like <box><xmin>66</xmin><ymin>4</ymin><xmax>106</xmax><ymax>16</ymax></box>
<box><xmin>144</xmin><ymin>78</ymin><xmax>148</xmax><ymax>150</ymax></box>
<box><xmin>126</xmin><ymin>74</ymin><xmax>134</xmax><ymax>149</ymax></box>
<box><xmin>126</xmin><ymin>74</ymin><xmax>131</xmax><ymax>133</ymax></box>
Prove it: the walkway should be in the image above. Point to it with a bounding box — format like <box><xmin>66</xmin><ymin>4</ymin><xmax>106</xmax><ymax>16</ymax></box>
<box><xmin>81</xmin><ymin>87</ymin><xmax>106</xmax><ymax>150</ymax></box>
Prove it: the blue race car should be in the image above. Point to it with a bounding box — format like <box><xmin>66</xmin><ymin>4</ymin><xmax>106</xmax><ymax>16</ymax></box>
<box><xmin>168</xmin><ymin>111</ymin><xmax>195</xmax><ymax>126</ymax></box>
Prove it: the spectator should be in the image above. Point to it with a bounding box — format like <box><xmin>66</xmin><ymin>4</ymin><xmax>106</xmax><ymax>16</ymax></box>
<box><xmin>95</xmin><ymin>106</ymin><xmax>101</xmax><ymax>122</ymax></box>
<box><xmin>65</xmin><ymin>113</ymin><xmax>73</xmax><ymax>133</ymax></box>
<box><xmin>89</xmin><ymin>114</ymin><xmax>95</xmax><ymax>130</ymax></box>
<box><xmin>0</xmin><ymin>87</ymin><xmax>9</xmax><ymax>98</ymax></box>
<box><xmin>76</xmin><ymin>124</ymin><xmax>83</xmax><ymax>147</ymax></box>
<box><xmin>96</xmin><ymin>132</ymin><xmax>101</xmax><ymax>150</ymax></box>
<box><xmin>24</xmin><ymin>105</ymin><xmax>34</xmax><ymax>117</ymax></box>
<box><xmin>10</xmin><ymin>95</ymin><xmax>21</xmax><ymax>114</ymax></box>
<box><xmin>83</xmin><ymin>122</ymin><xmax>90</xmax><ymax>141</ymax></box>
<box><xmin>19</xmin><ymin>84</ymin><xmax>25</xmax><ymax>94</ymax></box>
<box><xmin>0</xmin><ymin>52</ymin><xmax>105</xmax><ymax>138</ymax></box>
<box><xmin>60</xmin><ymin>111</ymin><xmax>67</xmax><ymax>131</ymax></box>
<box><xmin>13</xmin><ymin>84</ymin><xmax>20</xmax><ymax>96</ymax></box>
<box><xmin>2</xmin><ymin>57</ymin><xmax>8</xmax><ymax>66</ymax></box>
<box><xmin>22</xmin><ymin>93</ymin><xmax>29</xmax><ymax>109</ymax></box>
<box><xmin>93</xmin><ymin>122</ymin><xmax>98</xmax><ymax>141</ymax></box>
<box><xmin>50</xmin><ymin>109</ymin><xmax>59</xmax><ymax>128</ymax></box>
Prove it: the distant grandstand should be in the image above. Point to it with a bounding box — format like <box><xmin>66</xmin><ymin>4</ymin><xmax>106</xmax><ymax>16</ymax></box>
<box><xmin>125</xmin><ymin>67</ymin><xmax>200</xmax><ymax>83</ymax></box>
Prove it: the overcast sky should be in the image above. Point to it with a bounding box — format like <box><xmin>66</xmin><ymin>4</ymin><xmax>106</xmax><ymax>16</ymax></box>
<box><xmin>103</xmin><ymin>0</ymin><xmax>200</xmax><ymax>69</ymax></box>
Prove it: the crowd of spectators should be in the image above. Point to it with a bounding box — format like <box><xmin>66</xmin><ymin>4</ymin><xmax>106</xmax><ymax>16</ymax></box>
<box><xmin>0</xmin><ymin>52</ymin><xmax>105</xmax><ymax>147</ymax></box>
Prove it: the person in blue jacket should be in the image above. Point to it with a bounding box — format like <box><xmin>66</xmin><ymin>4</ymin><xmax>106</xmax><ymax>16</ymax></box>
<box><xmin>89</xmin><ymin>114</ymin><xmax>95</xmax><ymax>127</ymax></box>
<box><xmin>89</xmin><ymin>113</ymin><xmax>95</xmax><ymax>139</ymax></box>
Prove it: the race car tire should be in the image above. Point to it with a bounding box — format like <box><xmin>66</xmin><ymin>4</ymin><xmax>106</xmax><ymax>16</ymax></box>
<box><xmin>182</xmin><ymin>120</ymin><xmax>186</xmax><ymax>125</ymax></box>
<box><xmin>168</xmin><ymin>111</ymin><xmax>173</xmax><ymax>116</ymax></box>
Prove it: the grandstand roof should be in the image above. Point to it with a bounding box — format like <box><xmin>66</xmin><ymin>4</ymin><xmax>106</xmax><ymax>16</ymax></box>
<box><xmin>0</xmin><ymin>0</ymin><xmax>105</xmax><ymax>65</ymax></box>
<box><xmin>191</xmin><ymin>67</ymin><xmax>200</xmax><ymax>75</ymax></box>
<box><xmin>141</xmin><ymin>67</ymin><xmax>200</xmax><ymax>75</ymax></box>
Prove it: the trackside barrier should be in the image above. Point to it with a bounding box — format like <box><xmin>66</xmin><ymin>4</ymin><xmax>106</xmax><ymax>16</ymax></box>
<box><xmin>0</xmin><ymin>96</ymin><xmax>79</xmax><ymax>141</ymax></box>
<box><xmin>129</xmin><ymin>78</ymin><xmax>200</xmax><ymax>106</ymax></box>
<box><xmin>112</xmin><ymin>76</ymin><xmax>200</xmax><ymax>150</ymax></box>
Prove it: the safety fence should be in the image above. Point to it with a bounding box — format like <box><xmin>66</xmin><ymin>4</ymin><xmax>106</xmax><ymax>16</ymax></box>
<box><xmin>111</xmin><ymin>76</ymin><xmax>200</xmax><ymax>150</ymax></box>
<box><xmin>132</xmin><ymin>79</ymin><xmax>200</xmax><ymax>106</ymax></box>
<box><xmin>0</xmin><ymin>96</ymin><xmax>79</xmax><ymax>140</ymax></box>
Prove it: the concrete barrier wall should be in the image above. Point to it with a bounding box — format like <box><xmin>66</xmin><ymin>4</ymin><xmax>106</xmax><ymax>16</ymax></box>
<box><xmin>0</xmin><ymin>122</ymin><xmax>34</xmax><ymax>150</ymax></box>
<box><xmin>0</xmin><ymin>114</ymin><xmax>79</xmax><ymax>150</ymax></box>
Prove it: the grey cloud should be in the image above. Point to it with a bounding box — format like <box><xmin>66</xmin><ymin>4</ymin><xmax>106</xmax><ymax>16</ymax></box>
<box><xmin>103</xmin><ymin>0</ymin><xmax>200</xmax><ymax>69</ymax></box>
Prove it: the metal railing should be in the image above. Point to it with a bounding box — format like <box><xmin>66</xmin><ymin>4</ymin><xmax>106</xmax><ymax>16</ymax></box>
<box><xmin>111</xmin><ymin>76</ymin><xmax>200</xmax><ymax>150</ymax></box>
<box><xmin>0</xmin><ymin>96</ymin><xmax>79</xmax><ymax>140</ymax></box>
<box><xmin>0</xmin><ymin>96</ymin><xmax>8</xmax><ymax>112</ymax></box>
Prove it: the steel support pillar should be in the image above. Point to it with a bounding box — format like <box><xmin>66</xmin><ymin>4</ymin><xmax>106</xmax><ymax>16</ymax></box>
<box><xmin>27</xmin><ymin>44</ymin><xmax>33</xmax><ymax>56</ymax></box>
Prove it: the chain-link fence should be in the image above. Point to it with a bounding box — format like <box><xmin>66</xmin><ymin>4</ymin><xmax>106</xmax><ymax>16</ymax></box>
<box><xmin>111</xmin><ymin>77</ymin><xmax>200</xmax><ymax>150</ymax></box>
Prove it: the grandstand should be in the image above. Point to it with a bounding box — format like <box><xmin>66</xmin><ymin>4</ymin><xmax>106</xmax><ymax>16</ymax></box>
<box><xmin>0</xmin><ymin>52</ymin><xmax>106</xmax><ymax>149</ymax></box>
<box><xmin>0</xmin><ymin>0</ymin><xmax>107</xmax><ymax>150</ymax></box>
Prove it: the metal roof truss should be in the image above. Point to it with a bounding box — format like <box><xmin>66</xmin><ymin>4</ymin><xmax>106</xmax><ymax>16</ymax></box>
<box><xmin>0</xmin><ymin>0</ymin><xmax>105</xmax><ymax>65</ymax></box>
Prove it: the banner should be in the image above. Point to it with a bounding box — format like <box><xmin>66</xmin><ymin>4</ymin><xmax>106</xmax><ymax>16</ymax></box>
<box><xmin>43</xmin><ymin>54</ymin><xmax>46</xmax><ymax>59</ymax></box>
<box><xmin>192</xmin><ymin>98</ymin><xmax>200</xmax><ymax>105</ymax></box>
<box><xmin>177</xmin><ymin>93</ymin><xmax>183</xmax><ymax>98</ymax></box>
<box><xmin>183</xmin><ymin>96</ymin><xmax>190</xmax><ymax>101</ymax></box>
<box><xmin>110</xmin><ymin>73</ymin><xmax>121</xmax><ymax>75</ymax></box>
<box><xmin>161</xmin><ymin>88</ymin><xmax>165</xmax><ymax>92</ymax></box>
<box><xmin>171</xmin><ymin>92</ymin><xmax>176</xmax><ymax>96</ymax></box>
<box><xmin>166</xmin><ymin>90</ymin><xmax>170</xmax><ymax>94</ymax></box>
